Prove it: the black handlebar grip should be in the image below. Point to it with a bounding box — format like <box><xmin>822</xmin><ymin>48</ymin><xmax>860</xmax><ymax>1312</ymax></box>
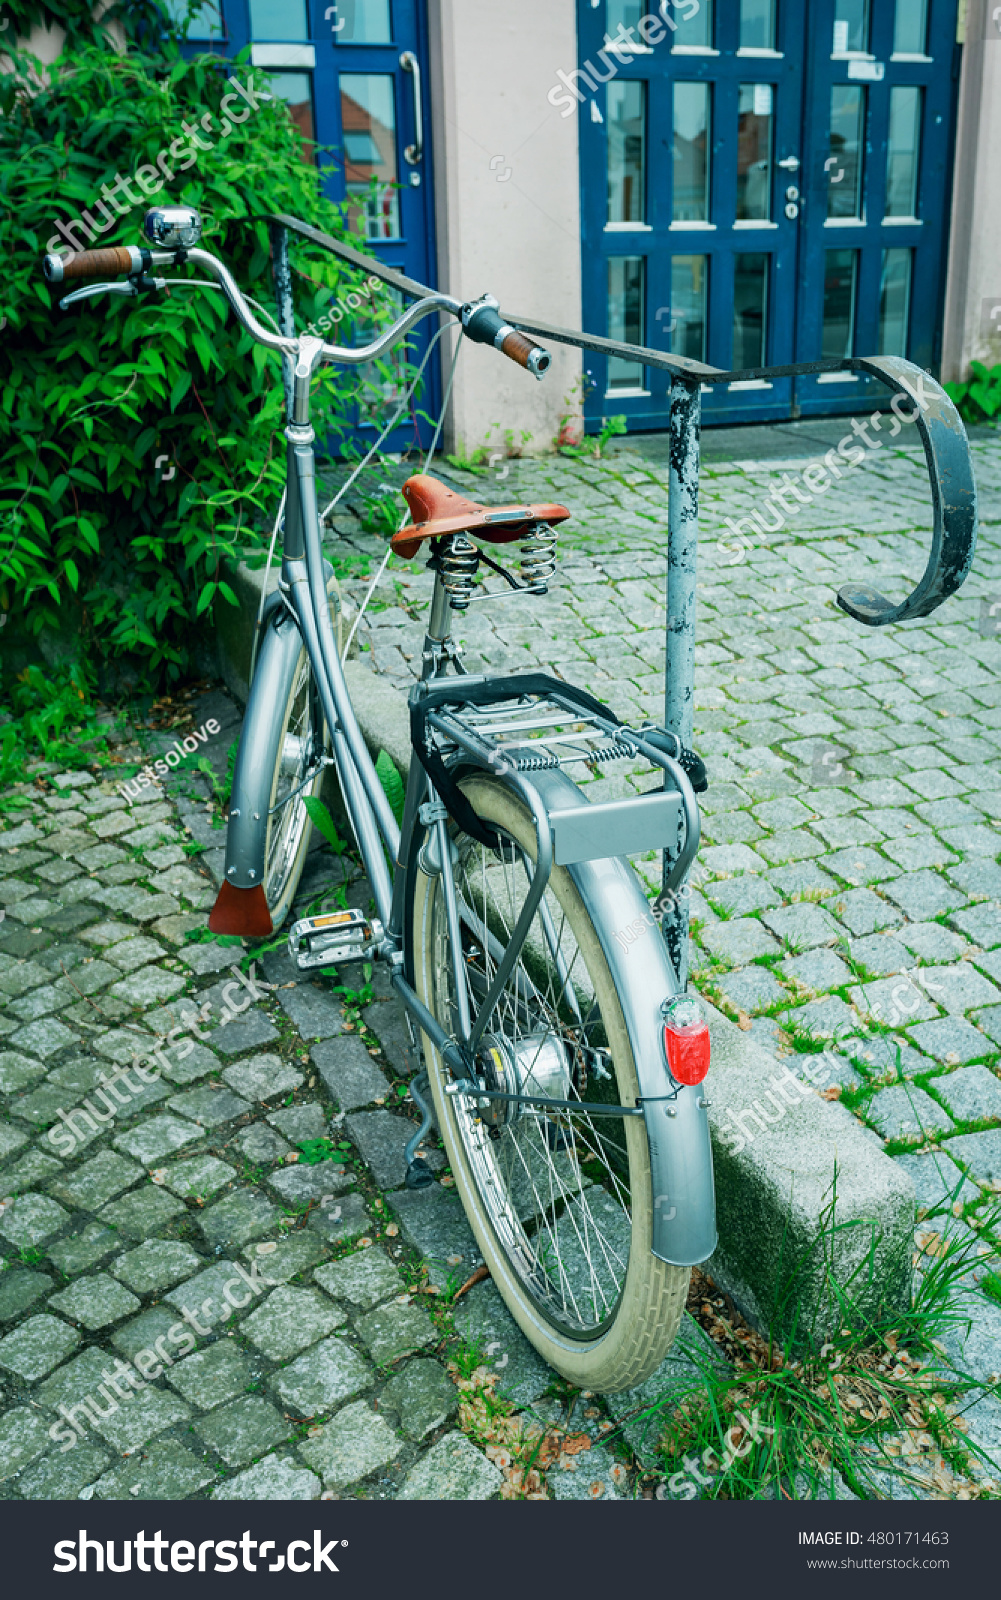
<box><xmin>461</xmin><ymin>299</ymin><xmax>551</xmax><ymax>379</ymax></box>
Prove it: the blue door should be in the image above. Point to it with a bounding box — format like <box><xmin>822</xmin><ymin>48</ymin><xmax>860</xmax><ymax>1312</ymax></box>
<box><xmin>170</xmin><ymin>0</ymin><xmax>439</xmax><ymax>451</ymax></box>
<box><xmin>577</xmin><ymin>0</ymin><xmax>959</xmax><ymax>430</ymax></box>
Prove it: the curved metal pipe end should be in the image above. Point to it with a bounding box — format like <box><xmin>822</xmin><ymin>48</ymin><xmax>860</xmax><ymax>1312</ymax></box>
<box><xmin>835</xmin><ymin>357</ymin><xmax>978</xmax><ymax>627</ymax></box>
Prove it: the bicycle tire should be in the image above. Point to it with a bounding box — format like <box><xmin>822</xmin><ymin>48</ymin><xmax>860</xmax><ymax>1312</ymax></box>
<box><xmin>409</xmin><ymin>771</ymin><xmax>689</xmax><ymax>1393</ymax></box>
<box><xmin>262</xmin><ymin>577</ymin><xmax>341</xmax><ymax>929</ymax></box>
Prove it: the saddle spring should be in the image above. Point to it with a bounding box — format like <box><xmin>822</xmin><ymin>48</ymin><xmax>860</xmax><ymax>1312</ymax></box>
<box><xmin>437</xmin><ymin>523</ymin><xmax>558</xmax><ymax>612</ymax></box>
<box><xmin>439</xmin><ymin>532</ymin><xmax>480</xmax><ymax>611</ymax></box>
<box><xmin>519</xmin><ymin>522</ymin><xmax>558</xmax><ymax>594</ymax></box>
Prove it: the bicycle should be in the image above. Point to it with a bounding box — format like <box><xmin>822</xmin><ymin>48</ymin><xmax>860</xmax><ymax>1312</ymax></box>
<box><xmin>43</xmin><ymin>207</ymin><xmax>716</xmax><ymax>1392</ymax></box>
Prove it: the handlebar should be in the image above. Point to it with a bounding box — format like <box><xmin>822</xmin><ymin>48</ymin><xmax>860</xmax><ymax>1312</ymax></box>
<box><xmin>39</xmin><ymin>240</ymin><xmax>552</xmax><ymax>382</ymax></box>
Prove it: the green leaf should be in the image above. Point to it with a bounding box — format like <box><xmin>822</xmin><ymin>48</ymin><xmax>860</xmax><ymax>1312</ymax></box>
<box><xmin>376</xmin><ymin>748</ymin><xmax>405</xmax><ymax>826</ymax></box>
<box><xmin>195</xmin><ymin>581</ymin><xmax>217</xmax><ymax>615</ymax></box>
<box><xmin>170</xmin><ymin>370</ymin><xmax>192</xmax><ymax>411</ymax></box>
<box><xmin>303</xmin><ymin>795</ymin><xmax>346</xmax><ymax>854</ymax></box>
<box><xmin>297</xmin><ymin>1138</ymin><xmax>336</xmax><ymax>1165</ymax></box>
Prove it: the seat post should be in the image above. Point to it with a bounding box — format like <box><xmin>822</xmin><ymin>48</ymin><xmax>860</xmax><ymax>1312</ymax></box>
<box><xmin>420</xmin><ymin>562</ymin><xmax>455</xmax><ymax>680</ymax></box>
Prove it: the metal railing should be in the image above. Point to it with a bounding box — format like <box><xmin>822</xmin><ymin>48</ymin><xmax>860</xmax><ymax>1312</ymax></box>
<box><xmin>266</xmin><ymin>212</ymin><xmax>979</xmax><ymax>987</ymax></box>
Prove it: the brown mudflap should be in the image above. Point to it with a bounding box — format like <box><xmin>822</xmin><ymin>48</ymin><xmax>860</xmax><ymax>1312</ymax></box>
<box><xmin>208</xmin><ymin>880</ymin><xmax>273</xmax><ymax>938</ymax></box>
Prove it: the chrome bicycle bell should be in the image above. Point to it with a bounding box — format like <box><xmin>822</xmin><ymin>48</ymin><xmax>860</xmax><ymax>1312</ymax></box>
<box><xmin>143</xmin><ymin>208</ymin><xmax>203</xmax><ymax>249</ymax></box>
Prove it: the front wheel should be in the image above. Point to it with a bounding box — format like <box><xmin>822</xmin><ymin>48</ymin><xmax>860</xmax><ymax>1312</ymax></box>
<box><xmin>409</xmin><ymin>772</ymin><xmax>689</xmax><ymax>1393</ymax></box>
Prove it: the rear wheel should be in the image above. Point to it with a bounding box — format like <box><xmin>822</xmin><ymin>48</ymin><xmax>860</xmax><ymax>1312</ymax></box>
<box><xmin>263</xmin><ymin>578</ymin><xmax>341</xmax><ymax>929</ymax></box>
<box><xmin>410</xmin><ymin>772</ymin><xmax>688</xmax><ymax>1392</ymax></box>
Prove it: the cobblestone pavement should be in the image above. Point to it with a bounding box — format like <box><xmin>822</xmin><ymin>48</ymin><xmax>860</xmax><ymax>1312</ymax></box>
<box><xmin>1</xmin><ymin>704</ymin><xmax>686</xmax><ymax>1502</ymax></box>
<box><xmin>2</xmin><ymin>419</ymin><xmax>1000</xmax><ymax>1500</ymax></box>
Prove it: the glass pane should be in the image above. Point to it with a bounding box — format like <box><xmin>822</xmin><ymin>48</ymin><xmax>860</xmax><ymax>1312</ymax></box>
<box><xmin>355</xmin><ymin>286</ymin><xmax>409</xmax><ymax>425</ymax></box>
<box><xmin>672</xmin><ymin>83</ymin><xmax>710</xmax><ymax>222</ymax></box>
<box><xmin>673</xmin><ymin>0</ymin><xmax>713</xmax><ymax>47</ymax></box>
<box><xmin>733</xmin><ymin>254</ymin><xmax>768</xmax><ymax>367</ymax></box>
<box><xmin>737</xmin><ymin>83</ymin><xmax>772</xmax><ymax>220</ymax></box>
<box><xmin>827</xmin><ymin>86</ymin><xmax>865</xmax><ymax>219</ymax></box>
<box><xmin>163</xmin><ymin>0</ymin><xmax>224</xmax><ymax>39</ymax></box>
<box><xmin>739</xmin><ymin>0</ymin><xmax>775</xmax><ymax>49</ymax></box>
<box><xmin>340</xmin><ymin>74</ymin><xmax>400</xmax><ymax>240</ymax></box>
<box><xmin>822</xmin><ymin>249</ymin><xmax>857</xmax><ymax>359</ymax></box>
<box><xmin>893</xmin><ymin>0</ymin><xmax>928</xmax><ymax>53</ymax></box>
<box><xmin>337</xmin><ymin>0</ymin><xmax>392</xmax><ymax>42</ymax></box>
<box><xmin>607</xmin><ymin>81</ymin><xmax>646</xmax><ymax>223</ymax></box>
<box><xmin>607</xmin><ymin>256</ymin><xmax>645</xmax><ymax>388</ymax></box>
<box><xmin>670</xmin><ymin>255</ymin><xmax>707</xmax><ymax>361</ymax></box>
<box><xmin>885</xmin><ymin>86</ymin><xmax>921</xmax><ymax>216</ymax></box>
<box><xmin>833</xmin><ymin>0</ymin><xmax>869</xmax><ymax>53</ymax></box>
<box><xmin>879</xmin><ymin>248</ymin><xmax>912</xmax><ymax>355</ymax></box>
<box><xmin>268</xmin><ymin>72</ymin><xmax>314</xmax><ymax>163</ymax></box>
<box><xmin>248</xmin><ymin>0</ymin><xmax>308</xmax><ymax>41</ymax></box>
<box><xmin>607</xmin><ymin>0</ymin><xmax>645</xmax><ymax>30</ymax></box>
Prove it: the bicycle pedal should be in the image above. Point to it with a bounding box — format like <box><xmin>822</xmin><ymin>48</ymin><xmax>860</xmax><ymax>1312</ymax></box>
<box><xmin>288</xmin><ymin>909</ymin><xmax>384</xmax><ymax>971</ymax></box>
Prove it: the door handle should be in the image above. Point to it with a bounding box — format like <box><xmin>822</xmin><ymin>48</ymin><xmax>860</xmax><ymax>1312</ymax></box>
<box><xmin>400</xmin><ymin>51</ymin><xmax>423</xmax><ymax>165</ymax></box>
<box><xmin>777</xmin><ymin>156</ymin><xmax>800</xmax><ymax>170</ymax></box>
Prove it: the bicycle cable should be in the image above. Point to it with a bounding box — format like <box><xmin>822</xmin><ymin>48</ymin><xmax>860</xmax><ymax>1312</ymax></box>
<box><xmin>249</xmin><ymin>313</ymin><xmax>453</xmax><ymax>680</ymax></box>
<box><xmin>341</xmin><ymin>326</ymin><xmax>464</xmax><ymax>660</ymax></box>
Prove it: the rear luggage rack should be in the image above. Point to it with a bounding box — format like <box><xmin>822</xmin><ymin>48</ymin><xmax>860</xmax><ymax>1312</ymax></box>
<box><xmin>408</xmin><ymin>671</ymin><xmax>704</xmax><ymax>882</ymax></box>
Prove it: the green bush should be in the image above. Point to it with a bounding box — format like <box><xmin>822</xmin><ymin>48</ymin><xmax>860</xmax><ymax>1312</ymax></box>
<box><xmin>944</xmin><ymin>360</ymin><xmax>1001</xmax><ymax>426</ymax></box>
<box><xmin>0</xmin><ymin>3</ymin><xmax>396</xmax><ymax>691</ymax></box>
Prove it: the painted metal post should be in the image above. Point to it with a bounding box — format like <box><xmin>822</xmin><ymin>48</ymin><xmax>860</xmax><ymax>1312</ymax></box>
<box><xmin>662</xmin><ymin>376</ymin><xmax>701</xmax><ymax>990</ymax></box>
<box><xmin>269</xmin><ymin>222</ymin><xmax>296</xmax><ymax>422</ymax></box>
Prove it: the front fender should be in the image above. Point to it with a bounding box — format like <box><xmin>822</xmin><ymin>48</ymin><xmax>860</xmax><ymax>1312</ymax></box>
<box><xmin>222</xmin><ymin>604</ymin><xmax>305</xmax><ymax>891</ymax></box>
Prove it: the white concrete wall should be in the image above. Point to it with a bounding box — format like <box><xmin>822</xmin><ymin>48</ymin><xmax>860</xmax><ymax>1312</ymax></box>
<box><xmin>427</xmin><ymin>0</ymin><xmax>582</xmax><ymax>457</ymax></box>
<box><xmin>941</xmin><ymin>0</ymin><xmax>1001</xmax><ymax>382</ymax></box>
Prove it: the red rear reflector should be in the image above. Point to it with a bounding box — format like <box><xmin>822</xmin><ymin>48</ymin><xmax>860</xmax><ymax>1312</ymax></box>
<box><xmin>208</xmin><ymin>880</ymin><xmax>273</xmax><ymax>938</ymax></box>
<box><xmin>663</xmin><ymin>996</ymin><xmax>710</xmax><ymax>1086</ymax></box>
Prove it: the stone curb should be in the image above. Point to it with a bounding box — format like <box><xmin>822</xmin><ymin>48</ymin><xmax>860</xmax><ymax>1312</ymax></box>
<box><xmin>220</xmin><ymin>585</ymin><xmax>917</xmax><ymax>1348</ymax></box>
<box><xmin>700</xmin><ymin>995</ymin><xmax>915</xmax><ymax>1346</ymax></box>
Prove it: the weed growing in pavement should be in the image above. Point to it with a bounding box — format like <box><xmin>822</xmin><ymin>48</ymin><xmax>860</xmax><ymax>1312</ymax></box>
<box><xmin>639</xmin><ymin>1202</ymin><xmax>1000</xmax><ymax>1501</ymax></box>
<box><xmin>558</xmin><ymin>414</ymin><xmax>628</xmax><ymax>462</ymax></box>
<box><xmin>297</xmin><ymin>1138</ymin><xmax>338</xmax><ymax>1166</ymax></box>
<box><xmin>944</xmin><ymin>360</ymin><xmax>1001</xmax><ymax>426</ymax></box>
<box><xmin>196</xmin><ymin>738</ymin><xmax>238</xmax><ymax>819</ymax></box>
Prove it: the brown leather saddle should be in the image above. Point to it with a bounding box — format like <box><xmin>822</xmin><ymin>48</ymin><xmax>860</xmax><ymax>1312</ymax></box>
<box><xmin>391</xmin><ymin>472</ymin><xmax>570</xmax><ymax>560</ymax></box>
